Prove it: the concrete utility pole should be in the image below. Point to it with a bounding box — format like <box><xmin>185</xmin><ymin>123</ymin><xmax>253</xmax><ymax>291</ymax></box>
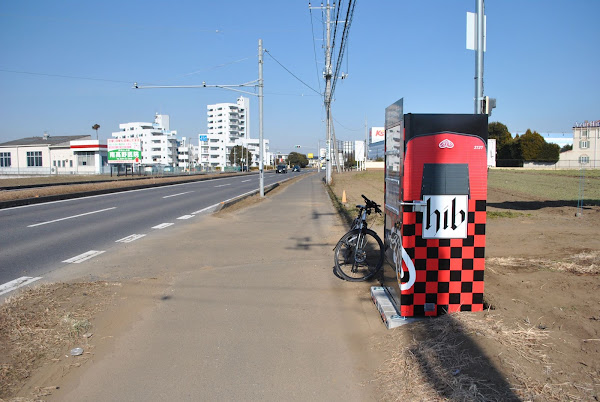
<box><xmin>364</xmin><ymin>116</ymin><xmax>368</xmax><ymax>171</ymax></box>
<box><xmin>324</xmin><ymin>1</ymin><xmax>333</xmax><ymax>184</ymax></box>
<box><xmin>475</xmin><ymin>0</ymin><xmax>485</xmax><ymax>114</ymax></box>
<box><xmin>258</xmin><ymin>38</ymin><xmax>265</xmax><ymax>196</ymax></box>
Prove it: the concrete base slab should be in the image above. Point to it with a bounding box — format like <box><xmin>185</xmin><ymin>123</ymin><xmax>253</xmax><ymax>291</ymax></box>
<box><xmin>370</xmin><ymin>286</ymin><xmax>423</xmax><ymax>329</ymax></box>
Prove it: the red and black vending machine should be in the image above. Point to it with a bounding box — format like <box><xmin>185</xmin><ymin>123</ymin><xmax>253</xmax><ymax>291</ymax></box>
<box><xmin>381</xmin><ymin>99</ymin><xmax>488</xmax><ymax>318</ymax></box>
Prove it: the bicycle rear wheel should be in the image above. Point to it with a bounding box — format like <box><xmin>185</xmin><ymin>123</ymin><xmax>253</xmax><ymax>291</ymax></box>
<box><xmin>334</xmin><ymin>228</ymin><xmax>384</xmax><ymax>282</ymax></box>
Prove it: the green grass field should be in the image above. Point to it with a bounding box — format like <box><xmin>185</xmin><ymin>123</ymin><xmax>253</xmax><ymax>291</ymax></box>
<box><xmin>488</xmin><ymin>169</ymin><xmax>599</xmax><ymax>203</ymax></box>
<box><xmin>330</xmin><ymin>168</ymin><xmax>599</xmax><ymax>207</ymax></box>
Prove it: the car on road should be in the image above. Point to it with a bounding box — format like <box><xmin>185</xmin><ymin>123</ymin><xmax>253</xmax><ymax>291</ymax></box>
<box><xmin>292</xmin><ymin>165</ymin><xmax>300</xmax><ymax>172</ymax></box>
<box><xmin>276</xmin><ymin>164</ymin><xmax>287</xmax><ymax>173</ymax></box>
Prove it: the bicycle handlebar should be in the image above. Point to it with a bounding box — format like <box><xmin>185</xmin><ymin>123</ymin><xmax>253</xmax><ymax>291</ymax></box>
<box><xmin>361</xmin><ymin>194</ymin><xmax>382</xmax><ymax>214</ymax></box>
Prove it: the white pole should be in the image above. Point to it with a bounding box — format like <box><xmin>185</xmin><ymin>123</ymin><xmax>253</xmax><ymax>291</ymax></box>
<box><xmin>259</xmin><ymin>39</ymin><xmax>265</xmax><ymax>197</ymax></box>
<box><xmin>325</xmin><ymin>0</ymin><xmax>332</xmax><ymax>184</ymax></box>
<box><xmin>475</xmin><ymin>0</ymin><xmax>485</xmax><ymax>114</ymax></box>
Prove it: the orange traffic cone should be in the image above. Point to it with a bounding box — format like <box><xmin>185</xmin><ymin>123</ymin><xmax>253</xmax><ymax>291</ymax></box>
<box><xmin>342</xmin><ymin>190</ymin><xmax>347</xmax><ymax>204</ymax></box>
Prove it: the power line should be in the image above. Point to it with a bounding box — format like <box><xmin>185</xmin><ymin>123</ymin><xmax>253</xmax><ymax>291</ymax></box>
<box><xmin>330</xmin><ymin>1</ymin><xmax>344</xmax><ymax>65</ymax></box>
<box><xmin>0</xmin><ymin>68</ymin><xmax>133</xmax><ymax>84</ymax></box>
<box><xmin>308</xmin><ymin>8</ymin><xmax>323</xmax><ymax>94</ymax></box>
<box><xmin>263</xmin><ymin>50</ymin><xmax>322</xmax><ymax>96</ymax></box>
<box><xmin>175</xmin><ymin>57</ymin><xmax>252</xmax><ymax>79</ymax></box>
<box><xmin>331</xmin><ymin>0</ymin><xmax>356</xmax><ymax>96</ymax></box>
<box><xmin>333</xmin><ymin>116</ymin><xmax>363</xmax><ymax>131</ymax></box>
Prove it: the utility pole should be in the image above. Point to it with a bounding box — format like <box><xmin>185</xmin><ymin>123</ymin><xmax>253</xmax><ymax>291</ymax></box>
<box><xmin>258</xmin><ymin>38</ymin><xmax>264</xmax><ymax>196</ymax></box>
<box><xmin>324</xmin><ymin>1</ymin><xmax>333</xmax><ymax>184</ymax></box>
<box><xmin>364</xmin><ymin>116</ymin><xmax>368</xmax><ymax>171</ymax></box>
<box><xmin>475</xmin><ymin>0</ymin><xmax>485</xmax><ymax>114</ymax></box>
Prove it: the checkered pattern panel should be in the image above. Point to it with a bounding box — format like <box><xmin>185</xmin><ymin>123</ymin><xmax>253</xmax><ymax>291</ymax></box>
<box><xmin>399</xmin><ymin>199</ymin><xmax>486</xmax><ymax>317</ymax></box>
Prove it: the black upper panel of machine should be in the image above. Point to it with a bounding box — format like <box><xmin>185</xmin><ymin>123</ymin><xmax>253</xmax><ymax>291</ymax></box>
<box><xmin>404</xmin><ymin>114</ymin><xmax>488</xmax><ymax>143</ymax></box>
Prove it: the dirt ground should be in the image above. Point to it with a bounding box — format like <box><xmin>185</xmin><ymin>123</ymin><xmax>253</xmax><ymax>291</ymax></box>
<box><xmin>1</xmin><ymin>170</ymin><xmax>599</xmax><ymax>401</ymax></box>
<box><xmin>332</xmin><ymin>170</ymin><xmax>600</xmax><ymax>401</ymax></box>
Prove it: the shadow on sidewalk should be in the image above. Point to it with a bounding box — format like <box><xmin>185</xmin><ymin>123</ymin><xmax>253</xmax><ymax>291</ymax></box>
<box><xmin>287</xmin><ymin>236</ymin><xmax>331</xmax><ymax>251</ymax></box>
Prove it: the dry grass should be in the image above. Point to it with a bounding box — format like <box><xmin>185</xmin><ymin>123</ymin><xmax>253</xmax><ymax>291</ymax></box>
<box><xmin>0</xmin><ymin>282</ymin><xmax>119</xmax><ymax>399</ymax></box>
<box><xmin>488</xmin><ymin>250</ymin><xmax>600</xmax><ymax>275</ymax></box>
<box><xmin>375</xmin><ymin>311</ymin><xmax>595</xmax><ymax>401</ymax></box>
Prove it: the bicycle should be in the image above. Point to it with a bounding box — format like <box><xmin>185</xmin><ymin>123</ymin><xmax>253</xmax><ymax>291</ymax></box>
<box><xmin>333</xmin><ymin>194</ymin><xmax>384</xmax><ymax>281</ymax></box>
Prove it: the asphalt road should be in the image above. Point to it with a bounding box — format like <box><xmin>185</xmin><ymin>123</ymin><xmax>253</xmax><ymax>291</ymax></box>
<box><xmin>0</xmin><ymin>170</ymin><xmax>308</xmax><ymax>288</ymax></box>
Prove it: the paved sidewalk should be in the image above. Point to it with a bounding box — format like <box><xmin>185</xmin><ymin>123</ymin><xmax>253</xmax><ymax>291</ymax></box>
<box><xmin>51</xmin><ymin>172</ymin><xmax>387</xmax><ymax>401</ymax></box>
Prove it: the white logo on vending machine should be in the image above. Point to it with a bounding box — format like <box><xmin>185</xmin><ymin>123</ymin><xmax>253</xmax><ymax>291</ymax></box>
<box><xmin>438</xmin><ymin>139</ymin><xmax>454</xmax><ymax>149</ymax></box>
<box><xmin>423</xmin><ymin>195</ymin><xmax>468</xmax><ymax>239</ymax></box>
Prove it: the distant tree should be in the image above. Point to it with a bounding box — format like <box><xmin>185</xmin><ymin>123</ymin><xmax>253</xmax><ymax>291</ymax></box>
<box><xmin>560</xmin><ymin>144</ymin><xmax>573</xmax><ymax>153</ymax></box>
<box><xmin>228</xmin><ymin>145</ymin><xmax>252</xmax><ymax>167</ymax></box>
<box><xmin>538</xmin><ymin>142</ymin><xmax>560</xmax><ymax>162</ymax></box>
<box><xmin>92</xmin><ymin>124</ymin><xmax>100</xmax><ymax>140</ymax></box>
<box><xmin>518</xmin><ymin>129</ymin><xmax>546</xmax><ymax>161</ymax></box>
<box><xmin>344</xmin><ymin>154</ymin><xmax>356</xmax><ymax>169</ymax></box>
<box><xmin>288</xmin><ymin>152</ymin><xmax>309</xmax><ymax>167</ymax></box>
<box><xmin>505</xmin><ymin>129</ymin><xmax>560</xmax><ymax>163</ymax></box>
<box><xmin>488</xmin><ymin>122</ymin><xmax>512</xmax><ymax>149</ymax></box>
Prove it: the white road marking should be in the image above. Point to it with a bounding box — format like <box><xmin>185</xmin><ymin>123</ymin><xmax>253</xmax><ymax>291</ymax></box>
<box><xmin>63</xmin><ymin>250</ymin><xmax>105</xmax><ymax>264</ymax></box>
<box><xmin>0</xmin><ymin>276</ymin><xmax>43</xmax><ymax>296</ymax></box>
<box><xmin>0</xmin><ymin>176</ymin><xmax>235</xmax><ymax>212</ymax></box>
<box><xmin>192</xmin><ymin>202</ymin><xmax>221</xmax><ymax>215</ymax></box>
<box><xmin>163</xmin><ymin>191</ymin><xmax>194</xmax><ymax>199</ymax></box>
<box><xmin>27</xmin><ymin>207</ymin><xmax>117</xmax><ymax>228</ymax></box>
<box><xmin>116</xmin><ymin>234</ymin><xmax>147</xmax><ymax>243</ymax></box>
<box><xmin>152</xmin><ymin>223</ymin><xmax>174</xmax><ymax>229</ymax></box>
<box><xmin>214</xmin><ymin>184</ymin><xmax>231</xmax><ymax>188</ymax></box>
<box><xmin>177</xmin><ymin>215</ymin><xmax>194</xmax><ymax>220</ymax></box>
<box><xmin>241</xmin><ymin>179</ymin><xmax>251</xmax><ymax>183</ymax></box>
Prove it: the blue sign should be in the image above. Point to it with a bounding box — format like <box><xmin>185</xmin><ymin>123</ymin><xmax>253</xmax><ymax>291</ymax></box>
<box><xmin>199</xmin><ymin>135</ymin><xmax>208</xmax><ymax>142</ymax></box>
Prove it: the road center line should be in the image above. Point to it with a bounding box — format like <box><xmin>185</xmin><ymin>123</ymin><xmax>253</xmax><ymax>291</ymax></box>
<box><xmin>241</xmin><ymin>179</ymin><xmax>251</xmax><ymax>183</ymax></box>
<box><xmin>214</xmin><ymin>183</ymin><xmax>231</xmax><ymax>188</ymax></box>
<box><xmin>27</xmin><ymin>207</ymin><xmax>117</xmax><ymax>228</ymax></box>
<box><xmin>163</xmin><ymin>191</ymin><xmax>194</xmax><ymax>199</ymax></box>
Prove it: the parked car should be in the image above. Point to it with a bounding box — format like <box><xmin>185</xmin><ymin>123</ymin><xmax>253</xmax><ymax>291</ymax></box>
<box><xmin>276</xmin><ymin>164</ymin><xmax>287</xmax><ymax>173</ymax></box>
<box><xmin>292</xmin><ymin>165</ymin><xmax>300</xmax><ymax>172</ymax></box>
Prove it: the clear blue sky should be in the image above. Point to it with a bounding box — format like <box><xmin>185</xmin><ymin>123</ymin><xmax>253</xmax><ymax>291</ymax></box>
<box><xmin>1</xmin><ymin>0</ymin><xmax>598</xmax><ymax>154</ymax></box>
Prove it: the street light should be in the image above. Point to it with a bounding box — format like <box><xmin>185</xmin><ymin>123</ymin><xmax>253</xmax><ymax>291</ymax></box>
<box><xmin>133</xmin><ymin>39</ymin><xmax>266</xmax><ymax>197</ymax></box>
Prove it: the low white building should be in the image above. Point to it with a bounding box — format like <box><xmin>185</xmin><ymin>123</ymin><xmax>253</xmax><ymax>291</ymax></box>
<box><xmin>112</xmin><ymin>114</ymin><xmax>178</xmax><ymax>167</ymax></box>
<box><xmin>0</xmin><ymin>134</ymin><xmax>109</xmax><ymax>175</ymax></box>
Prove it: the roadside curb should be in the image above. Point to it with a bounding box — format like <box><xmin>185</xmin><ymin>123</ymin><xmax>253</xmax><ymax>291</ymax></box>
<box><xmin>217</xmin><ymin>173</ymin><xmax>312</xmax><ymax>213</ymax></box>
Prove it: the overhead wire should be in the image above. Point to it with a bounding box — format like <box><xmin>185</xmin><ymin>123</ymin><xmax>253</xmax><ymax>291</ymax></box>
<box><xmin>331</xmin><ymin>0</ymin><xmax>356</xmax><ymax>96</ymax></box>
<box><xmin>264</xmin><ymin>50</ymin><xmax>322</xmax><ymax>96</ymax></box>
<box><xmin>0</xmin><ymin>68</ymin><xmax>133</xmax><ymax>84</ymax></box>
<box><xmin>308</xmin><ymin>8</ymin><xmax>323</xmax><ymax>94</ymax></box>
<box><xmin>333</xmin><ymin>116</ymin><xmax>363</xmax><ymax>131</ymax></box>
<box><xmin>330</xmin><ymin>1</ymin><xmax>344</xmax><ymax>69</ymax></box>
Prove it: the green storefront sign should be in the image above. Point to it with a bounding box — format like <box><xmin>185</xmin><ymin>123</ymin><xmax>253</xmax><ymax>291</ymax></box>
<box><xmin>108</xmin><ymin>149</ymin><xmax>141</xmax><ymax>163</ymax></box>
<box><xmin>107</xmin><ymin>138</ymin><xmax>142</xmax><ymax>164</ymax></box>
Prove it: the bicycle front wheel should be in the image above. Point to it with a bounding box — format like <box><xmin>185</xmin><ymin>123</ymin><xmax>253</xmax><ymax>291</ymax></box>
<box><xmin>334</xmin><ymin>228</ymin><xmax>384</xmax><ymax>282</ymax></box>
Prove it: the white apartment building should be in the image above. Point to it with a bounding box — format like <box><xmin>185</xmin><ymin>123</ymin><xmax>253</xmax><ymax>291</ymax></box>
<box><xmin>200</xmin><ymin>96</ymin><xmax>269</xmax><ymax>169</ymax></box>
<box><xmin>177</xmin><ymin>137</ymin><xmax>198</xmax><ymax>170</ymax></box>
<box><xmin>112</xmin><ymin>114</ymin><xmax>178</xmax><ymax>167</ymax></box>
